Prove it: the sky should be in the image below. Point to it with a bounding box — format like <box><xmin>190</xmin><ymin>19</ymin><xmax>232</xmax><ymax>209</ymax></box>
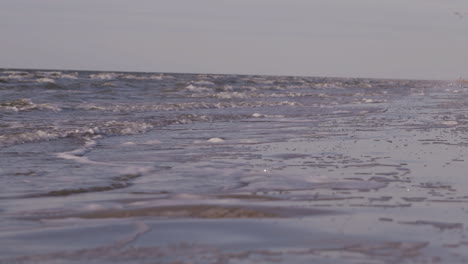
<box><xmin>1</xmin><ymin>0</ymin><xmax>467</xmax><ymax>80</ymax></box>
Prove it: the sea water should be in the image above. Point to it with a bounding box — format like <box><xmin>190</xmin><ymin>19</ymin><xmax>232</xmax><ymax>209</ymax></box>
<box><xmin>1</xmin><ymin>69</ymin><xmax>468</xmax><ymax>263</ymax></box>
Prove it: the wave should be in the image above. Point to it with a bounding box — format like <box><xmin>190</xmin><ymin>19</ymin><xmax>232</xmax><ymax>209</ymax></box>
<box><xmin>0</xmin><ymin>99</ymin><xmax>61</xmax><ymax>112</ymax></box>
<box><xmin>29</xmin><ymin>172</ymin><xmax>144</xmax><ymax>197</ymax></box>
<box><xmin>34</xmin><ymin>71</ymin><xmax>78</xmax><ymax>79</ymax></box>
<box><xmin>89</xmin><ymin>73</ymin><xmax>120</xmax><ymax>80</ymax></box>
<box><xmin>189</xmin><ymin>91</ymin><xmax>324</xmax><ymax>99</ymax></box>
<box><xmin>62</xmin><ymin>120</ymin><xmax>155</xmax><ymax>138</ymax></box>
<box><xmin>0</xmin><ymin>114</ymin><xmax>212</xmax><ymax>147</ymax></box>
<box><xmin>55</xmin><ymin>139</ymin><xmax>106</xmax><ymax>165</ymax></box>
<box><xmin>77</xmin><ymin>101</ymin><xmax>301</xmax><ymax>112</ymax></box>
<box><xmin>120</xmin><ymin>74</ymin><xmax>167</xmax><ymax>80</ymax></box>
<box><xmin>0</xmin><ymin>120</ymin><xmax>153</xmax><ymax>147</ymax></box>
<box><xmin>185</xmin><ymin>84</ymin><xmax>213</xmax><ymax>93</ymax></box>
<box><xmin>0</xmin><ymin>71</ymin><xmax>78</xmax><ymax>82</ymax></box>
<box><xmin>36</xmin><ymin>78</ymin><xmax>55</xmax><ymax>83</ymax></box>
<box><xmin>2</xmin><ymin>71</ymin><xmax>33</xmax><ymax>80</ymax></box>
<box><xmin>0</xmin><ymin>130</ymin><xmax>60</xmax><ymax>147</ymax></box>
<box><xmin>88</xmin><ymin>72</ymin><xmax>170</xmax><ymax>81</ymax></box>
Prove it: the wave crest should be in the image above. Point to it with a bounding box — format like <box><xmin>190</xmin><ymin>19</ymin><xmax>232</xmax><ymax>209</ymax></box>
<box><xmin>0</xmin><ymin>99</ymin><xmax>61</xmax><ymax>112</ymax></box>
<box><xmin>77</xmin><ymin>101</ymin><xmax>301</xmax><ymax>112</ymax></box>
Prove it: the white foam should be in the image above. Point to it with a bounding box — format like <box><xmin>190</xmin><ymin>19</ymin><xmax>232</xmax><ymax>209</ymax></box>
<box><xmin>185</xmin><ymin>84</ymin><xmax>212</xmax><ymax>92</ymax></box>
<box><xmin>270</xmin><ymin>92</ymin><xmax>311</xmax><ymax>98</ymax></box>
<box><xmin>3</xmin><ymin>71</ymin><xmax>33</xmax><ymax>80</ymax></box>
<box><xmin>4</xmin><ymin>71</ymin><xmax>27</xmax><ymax>75</ymax></box>
<box><xmin>215</xmin><ymin>92</ymin><xmax>249</xmax><ymax>99</ymax></box>
<box><xmin>441</xmin><ymin>121</ymin><xmax>458</xmax><ymax>126</ymax></box>
<box><xmin>0</xmin><ymin>130</ymin><xmax>60</xmax><ymax>146</ymax></box>
<box><xmin>122</xmin><ymin>142</ymin><xmax>137</xmax><ymax>146</ymax></box>
<box><xmin>90</xmin><ymin>73</ymin><xmax>119</xmax><ymax>80</ymax></box>
<box><xmin>332</xmin><ymin>110</ymin><xmax>351</xmax><ymax>114</ymax></box>
<box><xmin>120</xmin><ymin>74</ymin><xmax>165</xmax><ymax>80</ymax></box>
<box><xmin>121</xmin><ymin>140</ymin><xmax>161</xmax><ymax>146</ymax></box>
<box><xmin>36</xmin><ymin>78</ymin><xmax>55</xmax><ymax>83</ymax></box>
<box><xmin>97</xmin><ymin>121</ymin><xmax>153</xmax><ymax>135</ymax></box>
<box><xmin>61</xmin><ymin>121</ymin><xmax>152</xmax><ymax>137</ymax></box>
<box><xmin>252</xmin><ymin>113</ymin><xmax>285</xmax><ymax>118</ymax></box>
<box><xmin>59</xmin><ymin>73</ymin><xmax>78</xmax><ymax>79</ymax></box>
<box><xmin>0</xmin><ymin>98</ymin><xmax>61</xmax><ymax>112</ymax></box>
<box><xmin>81</xmin><ymin>203</ymin><xmax>118</xmax><ymax>211</ymax></box>
<box><xmin>56</xmin><ymin>152</ymin><xmax>107</xmax><ymax>165</ymax></box>
<box><xmin>77</xmin><ymin>104</ymin><xmax>107</xmax><ymax>111</ymax></box>
<box><xmin>207</xmin><ymin>137</ymin><xmax>225</xmax><ymax>143</ymax></box>
<box><xmin>192</xmin><ymin>80</ymin><xmax>214</xmax><ymax>86</ymax></box>
<box><xmin>362</xmin><ymin>98</ymin><xmax>387</xmax><ymax>104</ymax></box>
<box><xmin>56</xmin><ymin>139</ymin><xmax>117</xmax><ymax>166</ymax></box>
<box><xmin>192</xmin><ymin>137</ymin><xmax>225</xmax><ymax>144</ymax></box>
<box><xmin>147</xmin><ymin>74</ymin><xmax>165</xmax><ymax>80</ymax></box>
<box><xmin>1</xmin><ymin>119</ymin><xmax>155</xmax><ymax>148</ymax></box>
<box><xmin>251</xmin><ymin>78</ymin><xmax>275</xmax><ymax>84</ymax></box>
<box><xmin>38</xmin><ymin>72</ymin><xmax>77</xmax><ymax>79</ymax></box>
<box><xmin>77</xmin><ymin>101</ymin><xmax>301</xmax><ymax>112</ymax></box>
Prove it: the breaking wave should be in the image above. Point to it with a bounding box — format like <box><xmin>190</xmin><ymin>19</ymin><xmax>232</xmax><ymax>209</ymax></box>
<box><xmin>77</xmin><ymin>101</ymin><xmax>301</xmax><ymax>112</ymax></box>
<box><xmin>0</xmin><ymin>99</ymin><xmax>61</xmax><ymax>112</ymax></box>
<box><xmin>0</xmin><ymin>114</ymin><xmax>214</xmax><ymax>147</ymax></box>
<box><xmin>0</xmin><ymin>120</ymin><xmax>153</xmax><ymax>147</ymax></box>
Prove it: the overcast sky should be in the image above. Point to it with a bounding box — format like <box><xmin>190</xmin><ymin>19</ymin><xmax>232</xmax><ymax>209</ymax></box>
<box><xmin>1</xmin><ymin>0</ymin><xmax>467</xmax><ymax>79</ymax></box>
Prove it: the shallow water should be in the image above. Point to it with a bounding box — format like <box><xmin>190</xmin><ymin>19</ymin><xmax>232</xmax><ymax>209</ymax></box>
<box><xmin>1</xmin><ymin>69</ymin><xmax>468</xmax><ymax>263</ymax></box>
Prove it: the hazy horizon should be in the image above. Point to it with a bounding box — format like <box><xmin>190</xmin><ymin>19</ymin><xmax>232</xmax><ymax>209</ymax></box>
<box><xmin>1</xmin><ymin>0</ymin><xmax>467</xmax><ymax>80</ymax></box>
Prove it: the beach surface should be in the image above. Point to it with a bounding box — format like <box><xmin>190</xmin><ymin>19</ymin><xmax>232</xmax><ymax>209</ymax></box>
<box><xmin>1</xmin><ymin>70</ymin><xmax>468</xmax><ymax>263</ymax></box>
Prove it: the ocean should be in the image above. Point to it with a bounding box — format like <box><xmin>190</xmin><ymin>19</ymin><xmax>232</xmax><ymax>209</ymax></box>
<box><xmin>1</xmin><ymin>69</ymin><xmax>468</xmax><ymax>263</ymax></box>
